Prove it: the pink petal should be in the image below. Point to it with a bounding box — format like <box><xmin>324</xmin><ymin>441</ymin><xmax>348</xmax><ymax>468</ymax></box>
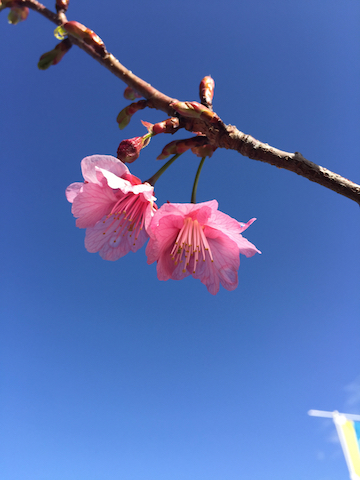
<box><xmin>231</xmin><ymin>235</ymin><xmax>261</xmax><ymax>257</ymax></box>
<box><xmin>190</xmin><ymin>234</ymin><xmax>239</xmax><ymax>295</ymax></box>
<box><xmin>154</xmin><ymin>244</ymin><xmax>190</xmax><ymax>281</ymax></box>
<box><xmin>65</xmin><ymin>182</ymin><xmax>83</xmax><ymax>203</ymax></box>
<box><xmin>96</xmin><ymin>167</ymin><xmax>133</xmax><ymax>192</ymax></box>
<box><xmin>146</xmin><ymin>214</ymin><xmax>184</xmax><ymax>263</ymax></box>
<box><xmin>207</xmin><ymin>208</ymin><xmax>245</xmax><ymax>235</ymax></box>
<box><xmin>85</xmin><ymin>213</ymin><xmax>148</xmax><ymax>261</ymax></box>
<box><xmin>205</xmin><ymin>216</ymin><xmax>261</xmax><ymax>257</ymax></box>
<box><xmin>238</xmin><ymin>217</ymin><xmax>257</xmax><ymax>233</ymax></box>
<box><xmin>72</xmin><ymin>182</ymin><xmax>118</xmax><ymax>228</ymax></box>
<box><xmin>81</xmin><ymin>155</ymin><xmax>129</xmax><ymax>184</ymax></box>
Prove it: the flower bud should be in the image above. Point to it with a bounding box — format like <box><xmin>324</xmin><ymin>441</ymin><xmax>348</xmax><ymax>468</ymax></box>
<box><xmin>157</xmin><ymin>136</ymin><xmax>208</xmax><ymax>160</ymax></box>
<box><xmin>38</xmin><ymin>39</ymin><xmax>72</xmax><ymax>70</ymax></box>
<box><xmin>170</xmin><ymin>101</ymin><xmax>218</xmax><ymax>123</ymax></box>
<box><xmin>141</xmin><ymin>117</ymin><xmax>179</xmax><ymax>136</ymax></box>
<box><xmin>56</xmin><ymin>0</ymin><xmax>69</xmax><ymax>12</ymax></box>
<box><xmin>123</xmin><ymin>86</ymin><xmax>142</xmax><ymax>101</ymax></box>
<box><xmin>191</xmin><ymin>144</ymin><xmax>217</xmax><ymax>158</ymax></box>
<box><xmin>116</xmin><ymin>99</ymin><xmax>147</xmax><ymax>129</ymax></box>
<box><xmin>7</xmin><ymin>6</ymin><xmax>29</xmax><ymax>24</ymax></box>
<box><xmin>117</xmin><ymin>135</ymin><xmax>151</xmax><ymax>164</ymax></box>
<box><xmin>55</xmin><ymin>21</ymin><xmax>106</xmax><ymax>56</ymax></box>
<box><xmin>199</xmin><ymin>75</ymin><xmax>215</xmax><ymax>108</ymax></box>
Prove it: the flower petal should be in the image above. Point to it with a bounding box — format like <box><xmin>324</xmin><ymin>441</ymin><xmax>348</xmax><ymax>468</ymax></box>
<box><xmin>81</xmin><ymin>155</ymin><xmax>129</xmax><ymax>184</ymax></box>
<box><xmin>190</xmin><ymin>234</ymin><xmax>239</xmax><ymax>294</ymax></box>
<box><xmin>85</xmin><ymin>213</ymin><xmax>148</xmax><ymax>260</ymax></box>
<box><xmin>146</xmin><ymin>200</ymin><xmax>260</xmax><ymax>294</ymax></box>
<box><xmin>65</xmin><ymin>182</ymin><xmax>83</xmax><ymax>203</ymax></box>
<box><xmin>72</xmin><ymin>182</ymin><xmax>118</xmax><ymax>228</ymax></box>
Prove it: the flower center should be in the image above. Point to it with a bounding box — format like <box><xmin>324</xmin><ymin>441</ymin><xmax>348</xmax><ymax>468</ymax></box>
<box><xmin>101</xmin><ymin>192</ymin><xmax>149</xmax><ymax>245</ymax></box>
<box><xmin>170</xmin><ymin>217</ymin><xmax>214</xmax><ymax>273</ymax></box>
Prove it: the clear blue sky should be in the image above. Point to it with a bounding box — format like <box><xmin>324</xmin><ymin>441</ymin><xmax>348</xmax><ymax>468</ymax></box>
<box><xmin>1</xmin><ymin>1</ymin><xmax>359</xmax><ymax>479</ymax></box>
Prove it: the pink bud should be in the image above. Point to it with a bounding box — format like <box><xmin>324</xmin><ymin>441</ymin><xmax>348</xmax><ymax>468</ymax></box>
<box><xmin>157</xmin><ymin>136</ymin><xmax>208</xmax><ymax>160</ymax></box>
<box><xmin>117</xmin><ymin>135</ymin><xmax>151</xmax><ymax>164</ymax></box>
<box><xmin>116</xmin><ymin>100</ymin><xmax>147</xmax><ymax>129</ymax></box>
<box><xmin>141</xmin><ymin>120</ymin><xmax>153</xmax><ymax>134</ymax></box>
<box><xmin>191</xmin><ymin>144</ymin><xmax>217</xmax><ymax>158</ymax></box>
<box><xmin>170</xmin><ymin>101</ymin><xmax>218</xmax><ymax>123</ymax></box>
<box><xmin>38</xmin><ymin>39</ymin><xmax>72</xmax><ymax>70</ymax></box>
<box><xmin>63</xmin><ymin>21</ymin><xmax>105</xmax><ymax>56</ymax></box>
<box><xmin>141</xmin><ymin>118</ymin><xmax>179</xmax><ymax>136</ymax></box>
<box><xmin>123</xmin><ymin>87</ymin><xmax>142</xmax><ymax>101</ymax></box>
<box><xmin>199</xmin><ymin>76</ymin><xmax>215</xmax><ymax>107</ymax></box>
<box><xmin>7</xmin><ymin>6</ymin><xmax>29</xmax><ymax>24</ymax></box>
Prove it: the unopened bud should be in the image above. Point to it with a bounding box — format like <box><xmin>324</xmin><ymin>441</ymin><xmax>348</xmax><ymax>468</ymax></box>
<box><xmin>170</xmin><ymin>101</ymin><xmax>218</xmax><ymax>123</ymax></box>
<box><xmin>56</xmin><ymin>0</ymin><xmax>69</xmax><ymax>12</ymax></box>
<box><xmin>199</xmin><ymin>76</ymin><xmax>215</xmax><ymax>108</ymax></box>
<box><xmin>191</xmin><ymin>144</ymin><xmax>217</xmax><ymax>158</ymax></box>
<box><xmin>116</xmin><ymin>99</ymin><xmax>147</xmax><ymax>129</ymax></box>
<box><xmin>141</xmin><ymin>117</ymin><xmax>179</xmax><ymax>136</ymax></box>
<box><xmin>38</xmin><ymin>39</ymin><xmax>72</xmax><ymax>70</ymax></box>
<box><xmin>117</xmin><ymin>135</ymin><xmax>151</xmax><ymax>164</ymax></box>
<box><xmin>55</xmin><ymin>21</ymin><xmax>106</xmax><ymax>56</ymax></box>
<box><xmin>157</xmin><ymin>136</ymin><xmax>208</xmax><ymax>160</ymax></box>
<box><xmin>7</xmin><ymin>6</ymin><xmax>29</xmax><ymax>24</ymax></box>
<box><xmin>123</xmin><ymin>86</ymin><xmax>142</xmax><ymax>101</ymax></box>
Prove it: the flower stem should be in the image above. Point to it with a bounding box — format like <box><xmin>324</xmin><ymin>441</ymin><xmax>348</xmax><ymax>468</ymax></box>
<box><xmin>191</xmin><ymin>157</ymin><xmax>206</xmax><ymax>204</ymax></box>
<box><xmin>145</xmin><ymin>153</ymin><xmax>182</xmax><ymax>186</ymax></box>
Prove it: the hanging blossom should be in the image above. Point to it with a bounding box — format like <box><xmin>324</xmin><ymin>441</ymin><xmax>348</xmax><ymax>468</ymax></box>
<box><xmin>146</xmin><ymin>200</ymin><xmax>260</xmax><ymax>295</ymax></box>
<box><xmin>66</xmin><ymin>155</ymin><xmax>157</xmax><ymax>261</ymax></box>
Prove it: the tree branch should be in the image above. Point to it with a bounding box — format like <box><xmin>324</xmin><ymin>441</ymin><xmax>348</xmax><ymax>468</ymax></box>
<box><xmin>15</xmin><ymin>0</ymin><xmax>360</xmax><ymax>205</ymax></box>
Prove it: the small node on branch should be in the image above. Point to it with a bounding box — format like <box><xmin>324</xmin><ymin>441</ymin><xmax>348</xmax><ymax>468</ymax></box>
<box><xmin>0</xmin><ymin>0</ymin><xmax>15</xmax><ymax>12</ymax></box>
<box><xmin>38</xmin><ymin>38</ymin><xmax>72</xmax><ymax>69</ymax></box>
<box><xmin>171</xmin><ymin>101</ymin><xmax>219</xmax><ymax>124</ymax></box>
<box><xmin>157</xmin><ymin>136</ymin><xmax>209</xmax><ymax>160</ymax></box>
<box><xmin>54</xmin><ymin>21</ymin><xmax>106</xmax><ymax>57</ymax></box>
<box><xmin>7</xmin><ymin>5</ymin><xmax>29</xmax><ymax>24</ymax></box>
<box><xmin>191</xmin><ymin>143</ymin><xmax>217</xmax><ymax>158</ymax></box>
<box><xmin>123</xmin><ymin>86</ymin><xmax>142</xmax><ymax>101</ymax></box>
<box><xmin>199</xmin><ymin>76</ymin><xmax>215</xmax><ymax>110</ymax></box>
<box><xmin>116</xmin><ymin>100</ymin><xmax>148</xmax><ymax>130</ymax></box>
<box><xmin>55</xmin><ymin>0</ymin><xmax>69</xmax><ymax>13</ymax></box>
<box><xmin>141</xmin><ymin>118</ymin><xmax>180</xmax><ymax>136</ymax></box>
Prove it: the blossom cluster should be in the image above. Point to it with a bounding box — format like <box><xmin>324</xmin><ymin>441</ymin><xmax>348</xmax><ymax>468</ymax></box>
<box><xmin>66</xmin><ymin>155</ymin><xmax>260</xmax><ymax>295</ymax></box>
<box><xmin>65</xmin><ymin>74</ymin><xmax>260</xmax><ymax>294</ymax></box>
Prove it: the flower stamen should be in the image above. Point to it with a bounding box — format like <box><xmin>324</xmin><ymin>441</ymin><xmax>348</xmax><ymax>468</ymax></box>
<box><xmin>100</xmin><ymin>192</ymin><xmax>151</xmax><ymax>245</ymax></box>
<box><xmin>170</xmin><ymin>217</ymin><xmax>214</xmax><ymax>273</ymax></box>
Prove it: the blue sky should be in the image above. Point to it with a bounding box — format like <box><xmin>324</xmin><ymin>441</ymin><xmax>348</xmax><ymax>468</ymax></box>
<box><xmin>1</xmin><ymin>1</ymin><xmax>359</xmax><ymax>479</ymax></box>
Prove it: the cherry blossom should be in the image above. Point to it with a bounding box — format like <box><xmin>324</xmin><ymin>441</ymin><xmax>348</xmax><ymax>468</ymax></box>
<box><xmin>146</xmin><ymin>200</ymin><xmax>260</xmax><ymax>295</ymax></box>
<box><xmin>66</xmin><ymin>155</ymin><xmax>157</xmax><ymax>261</ymax></box>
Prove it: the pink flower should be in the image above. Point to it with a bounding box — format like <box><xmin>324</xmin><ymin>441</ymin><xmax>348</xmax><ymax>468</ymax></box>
<box><xmin>146</xmin><ymin>200</ymin><xmax>260</xmax><ymax>295</ymax></box>
<box><xmin>66</xmin><ymin>155</ymin><xmax>157</xmax><ymax>261</ymax></box>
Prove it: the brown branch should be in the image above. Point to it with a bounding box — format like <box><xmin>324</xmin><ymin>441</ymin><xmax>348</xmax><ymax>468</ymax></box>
<box><xmin>22</xmin><ymin>0</ymin><xmax>63</xmax><ymax>23</ymax></box>
<box><xmin>15</xmin><ymin>0</ymin><xmax>360</xmax><ymax>205</ymax></box>
<box><xmin>222</xmin><ymin>125</ymin><xmax>360</xmax><ymax>204</ymax></box>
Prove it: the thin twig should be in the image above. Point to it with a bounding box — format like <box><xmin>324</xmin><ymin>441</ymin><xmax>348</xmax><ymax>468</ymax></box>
<box><xmin>14</xmin><ymin>0</ymin><xmax>360</xmax><ymax>204</ymax></box>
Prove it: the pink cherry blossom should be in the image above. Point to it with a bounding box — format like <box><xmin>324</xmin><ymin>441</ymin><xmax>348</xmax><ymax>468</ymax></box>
<box><xmin>146</xmin><ymin>200</ymin><xmax>260</xmax><ymax>295</ymax></box>
<box><xmin>66</xmin><ymin>155</ymin><xmax>157</xmax><ymax>261</ymax></box>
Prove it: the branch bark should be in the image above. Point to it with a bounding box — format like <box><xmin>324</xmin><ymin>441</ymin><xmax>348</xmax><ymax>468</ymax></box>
<box><xmin>15</xmin><ymin>0</ymin><xmax>360</xmax><ymax>205</ymax></box>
